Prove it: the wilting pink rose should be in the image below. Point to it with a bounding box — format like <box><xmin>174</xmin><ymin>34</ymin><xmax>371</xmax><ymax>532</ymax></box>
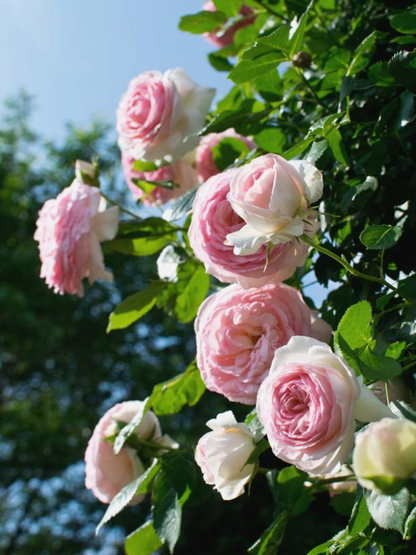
<box><xmin>121</xmin><ymin>152</ymin><xmax>198</xmax><ymax>205</ymax></box>
<box><xmin>195</xmin><ymin>411</ymin><xmax>256</xmax><ymax>500</ymax></box>
<box><xmin>195</xmin><ymin>283</ymin><xmax>332</xmax><ymax>404</ymax></box>
<box><xmin>202</xmin><ymin>1</ymin><xmax>256</xmax><ymax>48</ymax></box>
<box><xmin>226</xmin><ymin>154</ymin><xmax>323</xmax><ymax>255</ymax></box>
<box><xmin>257</xmin><ymin>337</ymin><xmax>394</xmax><ymax>474</ymax></box>
<box><xmin>85</xmin><ymin>401</ymin><xmax>162</xmax><ymax>505</ymax></box>
<box><xmin>195</xmin><ymin>128</ymin><xmax>255</xmax><ymax>182</ymax></box>
<box><xmin>188</xmin><ymin>168</ymin><xmax>309</xmax><ymax>287</ymax></box>
<box><xmin>117</xmin><ymin>68</ymin><xmax>215</xmax><ymax>163</ymax></box>
<box><xmin>34</xmin><ymin>180</ymin><xmax>119</xmax><ymax>297</ymax></box>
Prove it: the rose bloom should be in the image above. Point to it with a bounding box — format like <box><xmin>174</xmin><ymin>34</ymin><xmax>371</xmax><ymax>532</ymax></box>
<box><xmin>353</xmin><ymin>418</ymin><xmax>416</xmax><ymax>493</ymax></box>
<box><xmin>226</xmin><ymin>154</ymin><xmax>323</xmax><ymax>256</ymax></box>
<box><xmin>257</xmin><ymin>337</ymin><xmax>394</xmax><ymax>475</ymax></box>
<box><xmin>202</xmin><ymin>1</ymin><xmax>256</xmax><ymax>48</ymax></box>
<box><xmin>34</xmin><ymin>178</ymin><xmax>119</xmax><ymax>297</ymax></box>
<box><xmin>195</xmin><ymin>283</ymin><xmax>332</xmax><ymax>404</ymax></box>
<box><xmin>85</xmin><ymin>401</ymin><xmax>162</xmax><ymax>505</ymax></box>
<box><xmin>188</xmin><ymin>168</ymin><xmax>310</xmax><ymax>288</ymax></box>
<box><xmin>121</xmin><ymin>152</ymin><xmax>198</xmax><ymax>205</ymax></box>
<box><xmin>195</xmin><ymin>128</ymin><xmax>255</xmax><ymax>182</ymax></box>
<box><xmin>195</xmin><ymin>411</ymin><xmax>256</xmax><ymax>500</ymax></box>
<box><xmin>117</xmin><ymin>68</ymin><xmax>215</xmax><ymax>163</ymax></box>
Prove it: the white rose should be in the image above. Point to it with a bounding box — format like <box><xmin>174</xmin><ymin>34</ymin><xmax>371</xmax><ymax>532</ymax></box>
<box><xmin>353</xmin><ymin>417</ymin><xmax>416</xmax><ymax>492</ymax></box>
<box><xmin>225</xmin><ymin>154</ymin><xmax>323</xmax><ymax>255</ymax></box>
<box><xmin>195</xmin><ymin>411</ymin><xmax>256</xmax><ymax>500</ymax></box>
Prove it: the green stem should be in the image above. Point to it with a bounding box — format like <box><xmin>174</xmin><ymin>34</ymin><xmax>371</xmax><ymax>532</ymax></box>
<box><xmin>101</xmin><ymin>192</ymin><xmax>141</xmax><ymax>220</ymax></box>
<box><xmin>301</xmin><ymin>235</ymin><xmax>398</xmax><ymax>293</ymax></box>
<box><xmin>296</xmin><ymin>69</ymin><xmax>329</xmax><ymax>113</ymax></box>
<box><xmin>402</xmin><ymin>360</ymin><xmax>416</xmax><ymax>373</ymax></box>
<box><xmin>257</xmin><ymin>467</ymin><xmax>274</xmax><ymax>475</ymax></box>
<box><xmin>312</xmin><ymin>475</ymin><xmax>356</xmax><ymax>487</ymax></box>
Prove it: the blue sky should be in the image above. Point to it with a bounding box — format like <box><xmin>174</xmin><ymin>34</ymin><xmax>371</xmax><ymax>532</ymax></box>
<box><xmin>0</xmin><ymin>0</ymin><xmax>229</xmax><ymax>140</ymax></box>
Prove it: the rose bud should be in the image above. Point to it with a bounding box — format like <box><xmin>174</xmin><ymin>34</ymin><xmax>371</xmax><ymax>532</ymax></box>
<box><xmin>292</xmin><ymin>51</ymin><xmax>313</xmax><ymax>69</ymax></box>
<box><xmin>34</xmin><ymin>176</ymin><xmax>119</xmax><ymax>297</ymax></box>
<box><xmin>257</xmin><ymin>337</ymin><xmax>394</xmax><ymax>475</ymax></box>
<box><xmin>117</xmin><ymin>68</ymin><xmax>215</xmax><ymax>163</ymax></box>
<box><xmin>85</xmin><ymin>401</ymin><xmax>168</xmax><ymax>505</ymax></box>
<box><xmin>195</xmin><ymin>283</ymin><xmax>332</xmax><ymax>404</ymax></box>
<box><xmin>353</xmin><ymin>417</ymin><xmax>416</xmax><ymax>493</ymax></box>
<box><xmin>75</xmin><ymin>159</ymin><xmax>99</xmax><ymax>185</ymax></box>
<box><xmin>195</xmin><ymin>128</ymin><xmax>255</xmax><ymax>182</ymax></box>
<box><xmin>188</xmin><ymin>168</ymin><xmax>310</xmax><ymax>288</ymax></box>
<box><xmin>226</xmin><ymin>154</ymin><xmax>323</xmax><ymax>256</ymax></box>
<box><xmin>195</xmin><ymin>411</ymin><xmax>256</xmax><ymax>500</ymax></box>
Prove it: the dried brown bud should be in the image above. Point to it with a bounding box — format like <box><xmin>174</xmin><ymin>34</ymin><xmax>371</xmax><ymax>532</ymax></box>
<box><xmin>292</xmin><ymin>51</ymin><xmax>312</xmax><ymax>69</ymax></box>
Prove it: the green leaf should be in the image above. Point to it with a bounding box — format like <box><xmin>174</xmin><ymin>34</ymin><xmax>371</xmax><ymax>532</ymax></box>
<box><xmin>132</xmin><ymin>177</ymin><xmax>177</xmax><ymax>191</ymax></box>
<box><xmin>335</xmin><ymin>301</ymin><xmax>402</xmax><ymax>381</ymax></box>
<box><xmin>208</xmin><ymin>51</ymin><xmax>234</xmax><ymax>72</ymax></box>
<box><xmin>161</xmin><ymin>450</ymin><xmax>198</xmax><ymax>503</ymax></box>
<box><xmin>277</xmin><ymin>466</ymin><xmax>307</xmax><ymax>508</ymax></box>
<box><xmin>289</xmin><ymin>0</ymin><xmax>313</xmax><ymax>57</ymax></box>
<box><xmin>152</xmin><ymin>471</ymin><xmax>182</xmax><ymax>554</ymax></box>
<box><xmin>316</xmin><ymin>47</ymin><xmax>351</xmax><ymax>72</ymax></box>
<box><xmin>389</xmin><ymin>50</ymin><xmax>416</xmax><ymax>93</ymax></box>
<box><xmin>174</xmin><ymin>263</ymin><xmax>210</xmax><ymax>323</ymax></box>
<box><xmin>254</xmin><ymin>70</ymin><xmax>283</xmax><ymax>102</ymax></box>
<box><xmin>248</xmin><ymin>510</ymin><xmax>289</xmax><ymax>554</ymax></box>
<box><xmin>348</xmin><ymin>491</ymin><xmax>372</xmax><ymax>536</ymax></box>
<box><xmin>364</xmin><ymin>487</ymin><xmax>411</xmax><ymax>533</ymax></box>
<box><xmin>390</xmin><ymin>11</ymin><xmax>416</xmax><ymax>35</ymax></box>
<box><xmin>306</xmin><ymin>139</ymin><xmax>329</xmax><ymax>163</ymax></box>
<box><xmin>96</xmin><ymin>461</ymin><xmax>161</xmax><ymax>534</ymax></box>
<box><xmin>348</xmin><ymin>32</ymin><xmax>377</xmax><ymax>75</ymax></box>
<box><xmin>178</xmin><ymin>10</ymin><xmax>226</xmax><ymax>34</ymax></box>
<box><xmin>243</xmin><ymin>25</ymin><xmax>290</xmax><ymax>59</ymax></box>
<box><xmin>384</xmin><ymin>341</ymin><xmax>406</xmax><ymax>360</ymax></box>
<box><xmin>327</xmin><ymin>128</ymin><xmax>350</xmax><ymax>165</ymax></box>
<box><xmin>211</xmin><ymin>137</ymin><xmax>251</xmax><ymax>171</ymax></box>
<box><xmin>229</xmin><ymin>53</ymin><xmax>285</xmax><ymax>84</ymax></box>
<box><xmin>125</xmin><ymin>521</ymin><xmax>163</xmax><ymax>555</ymax></box>
<box><xmin>213</xmin><ymin>0</ymin><xmax>242</xmax><ymax>17</ymax></box>
<box><xmin>198</xmin><ymin>99</ymin><xmax>266</xmax><ymax>135</ymax></box>
<box><xmin>151</xmin><ymin>361</ymin><xmax>205</xmax><ymax>416</ymax></box>
<box><xmin>254</xmin><ymin>126</ymin><xmax>286</xmax><ymax>154</ymax></box>
<box><xmin>163</xmin><ymin>186</ymin><xmax>200</xmax><ymax>222</ymax></box>
<box><xmin>404</xmin><ymin>505</ymin><xmax>416</xmax><ymax>540</ymax></box>
<box><xmin>132</xmin><ymin>160</ymin><xmax>159</xmax><ymax>172</ymax></box>
<box><xmin>106</xmin><ymin>218</ymin><xmax>177</xmax><ymax>256</ymax></box>
<box><xmin>107</xmin><ymin>282</ymin><xmax>166</xmax><ymax>332</ymax></box>
<box><xmin>360</xmin><ymin>225</ymin><xmax>403</xmax><ymax>250</ymax></box>
<box><xmin>113</xmin><ymin>397</ymin><xmax>152</xmax><ymax>454</ymax></box>
<box><xmin>368</xmin><ymin>62</ymin><xmax>397</xmax><ymax>87</ymax></box>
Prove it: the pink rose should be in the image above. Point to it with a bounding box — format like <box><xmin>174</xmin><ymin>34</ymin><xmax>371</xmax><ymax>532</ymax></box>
<box><xmin>202</xmin><ymin>1</ymin><xmax>256</xmax><ymax>48</ymax></box>
<box><xmin>85</xmin><ymin>401</ymin><xmax>162</xmax><ymax>505</ymax></box>
<box><xmin>257</xmin><ymin>337</ymin><xmax>394</xmax><ymax>475</ymax></box>
<box><xmin>117</xmin><ymin>68</ymin><xmax>215</xmax><ymax>163</ymax></box>
<box><xmin>34</xmin><ymin>179</ymin><xmax>119</xmax><ymax>297</ymax></box>
<box><xmin>195</xmin><ymin>128</ymin><xmax>255</xmax><ymax>182</ymax></box>
<box><xmin>121</xmin><ymin>152</ymin><xmax>198</xmax><ymax>205</ymax></box>
<box><xmin>195</xmin><ymin>283</ymin><xmax>332</xmax><ymax>404</ymax></box>
<box><xmin>188</xmin><ymin>168</ymin><xmax>309</xmax><ymax>287</ymax></box>
<box><xmin>195</xmin><ymin>411</ymin><xmax>256</xmax><ymax>500</ymax></box>
<box><xmin>226</xmin><ymin>154</ymin><xmax>323</xmax><ymax>255</ymax></box>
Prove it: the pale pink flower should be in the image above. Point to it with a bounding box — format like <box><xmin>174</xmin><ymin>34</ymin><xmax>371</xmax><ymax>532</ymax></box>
<box><xmin>188</xmin><ymin>168</ymin><xmax>309</xmax><ymax>288</ymax></box>
<box><xmin>195</xmin><ymin>283</ymin><xmax>332</xmax><ymax>404</ymax></box>
<box><xmin>202</xmin><ymin>1</ymin><xmax>256</xmax><ymax>48</ymax></box>
<box><xmin>226</xmin><ymin>154</ymin><xmax>323</xmax><ymax>255</ymax></box>
<box><xmin>195</xmin><ymin>411</ymin><xmax>256</xmax><ymax>500</ymax></box>
<box><xmin>195</xmin><ymin>128</ymin><xmax>255</xmax><ymax>182</ymax></box>
<box><xmin>117</xmin><ymin>68</ymin><xmax>215</xmax><ymax>163</ymax></box>
<box><xmin>257</xmin><ymin>337</ymin><xmax>394</xmax><ymax>475</ymax></box>
<box><xmin>34</xmin><ymin>180</ymin><xmax>119</xmax><ymax>297</ymax></box>
<box><xmin>121</xmin><ymin>152</ymin><xmax>198</xmax><ymax>205</ymax></box>
<box><xmin>85</xmin><ymin>401</ymin><xmax>162</xmax><ymax>505</ymax></box>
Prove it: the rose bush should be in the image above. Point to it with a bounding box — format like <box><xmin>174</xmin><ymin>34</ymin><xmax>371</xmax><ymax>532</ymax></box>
<box><xmin>195</xmin><ymin>411</ymin><xmax>256</xmax><ymax>500</ymax></box>
<box><xmin>202</xmin><ymin>1</ymin><xmax>255</xmax><ymax>48</ymax></box>
<box><xmin>195</xmin><ymin>283</ymin><xmax>331</xmax><ymax>404</ymax></box>
<box><xmin>117</xmin><ymin>68</ymin><xmax>215</xmax><ymax>163</ymax></box>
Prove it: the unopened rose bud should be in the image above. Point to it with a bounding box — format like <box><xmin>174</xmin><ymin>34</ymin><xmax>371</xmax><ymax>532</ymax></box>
<box><xmin>353</xmin><ymin>417</ymin><xmax>416</xmax><ymax>493</ymax></box>
<box><xmin>195</xmin><ymin>411</ymin><xmax>256</xmax><ymax>500</ymax></box>
<box><xmin>75</xmin><ymin>159</ymin><xmax>99</xmax><ymax>186</ymax></box>
<box><xmin>292</xmin><ymin>51</ymin><xmax>312</xmax><ymax>69</ymax></box>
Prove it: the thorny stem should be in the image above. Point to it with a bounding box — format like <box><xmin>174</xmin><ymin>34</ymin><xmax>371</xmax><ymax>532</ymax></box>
<box><xmin>101</xmin><ymin>192</ymin><xmax>141</xmax><ymax>220</ymax></box>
